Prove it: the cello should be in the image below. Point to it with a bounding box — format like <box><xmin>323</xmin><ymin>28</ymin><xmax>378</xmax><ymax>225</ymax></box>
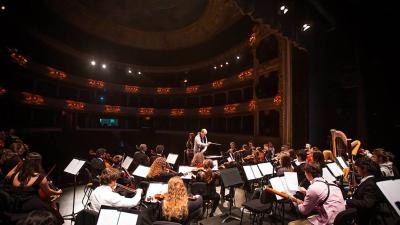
<box><xmin>38</xmin><ymin>164</ymin><xmax>61</xmax><ymax>210</ymax></box>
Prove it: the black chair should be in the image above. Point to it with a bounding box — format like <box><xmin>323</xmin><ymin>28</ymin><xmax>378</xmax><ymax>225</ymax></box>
<box><xmin>75</xmin><ymin>209</ymin><xmax>98</xmax><ymax>225</ymax></box>
<box><xmin>333</xmin><ymin>208</ymin><xmax>357</xmax><ymax>225</ymax></box>
<box><xmin>240</xmin><ymin>189</ymin><xmax>274</xmax><ymax>225</ymax></box>
<box><xmin>190</xmin><ymin>182</ymin><xmax>213</xmax><ymax>218</ymax></box>
<box><xmin>82</xmin><ymin>168</ymin><xmax>99</xmax><ymax>208</ymax></box>
<box><xmin>152</xmin><ymin>221</ymin><xmax>182</xmax><ymax>225</ymax></box>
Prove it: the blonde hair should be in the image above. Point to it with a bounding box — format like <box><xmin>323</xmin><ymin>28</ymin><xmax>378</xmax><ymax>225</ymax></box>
<box><xmin>99</xmin><ymin>168</ymin><xmax>120</xmax><ymax>185</ymax></box>
<box><xmin>191</xmin><ymin>152</ymin><xmax>205</xmax><ymax>167</ymax></box>
<box><xmin>162</xmin><ymin>176</ymin><xmax>188</xmax><ymax>221</ymax></box>
<box><xmin>147</xmin><ymin>157</ymin><xmax>168</xmax><ymax>178</ymax></box>
<box><xmin>323</xmin><ymin>150</ymin><xmax>335</xmax><ymax>162</ymax></box>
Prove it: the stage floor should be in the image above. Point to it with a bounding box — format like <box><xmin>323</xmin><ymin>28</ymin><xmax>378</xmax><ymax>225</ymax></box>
<box><xmin>59</xmin><ymin>185</ymin><xmax>296</xmax><ymax>225</ymax></box>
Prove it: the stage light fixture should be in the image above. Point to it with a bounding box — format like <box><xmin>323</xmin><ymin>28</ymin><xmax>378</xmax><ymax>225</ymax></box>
<box><xmin>236</xmin><ymin>56</ymin><xmax>240</xmax><ymax>60</ymax></box>
<box><xmin>128</xmin><ymin>69</ymin><xmax>132</xmax><ymax>74</ymax></box>
<box><xmin>90</xmin><ymin>60</ymin><xmax>96</xmax><ymax>66</ymax></box>
<box><xmin>225</xmin><ymin>61</ymin><xmax>229</xmax><ymax>65</ymax></box>
<box><xmin>1</xmin><ymin>6</ymin><xmax>5</xmax><ymax>10</ymax></box>
<box><xmin>102</xmin><ymin>64</ymin><xmax>107</xmax><ymax>69</ymax></box>
<box><xmin>280</xmin><ymin>5</ymin><xmax>288</xmax><ymax>14</ymax></box>
<box><xmin>99</xmin><ymin>96</ymin><xmax>105</xmax><ymax>101</ymax></box>
<box><xmin>213</xmin><ymin>66</ymin><xmax>217</xmax><ymax>69</ymax></box>
<box><xmin>302</xmin><ymin>23</ymin><xmax>311</xmax><ymax>31</ymax></box>
<box><xmin>183</xmin><ymin>79</ymin><xmax>188</xmax><ymax>83</ymax></box>
<box><xmin>138</xmin><ymin>71</ymin><xmax>142</xmax><ymax>75</ymax></box>
<box><xmin>220</xmin><ymin>64</ymin><xmax>223</xmax><ymax>68</ymax></box>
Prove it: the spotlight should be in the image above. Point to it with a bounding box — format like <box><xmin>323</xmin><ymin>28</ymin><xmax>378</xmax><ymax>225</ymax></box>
<box><xmin>138</xmin><ymin>71</ymin><xmax>142</xmax><ymax>75</ymax></box>
<box><xmin>1</xmin><ymin>6</ymin><xmax>5</xmax><ymax>11</ymax></box>
<box><xmin>220</xmin><ymin>64</ymin><xmax>223</xmax><ymax>68</ymax></box>
<box><xmin>90</xmin><ymin>60</ymin><xmax>96</xmax><ymax>66</ymax></box>
<box><xmin>225</xmin><ymin>61</ymin><xmax>229</xmax><ymax>65</ymax></box>
<box><xmin>183</xmin><ymin>79</ymin><xmax>188</xmax><ymax>83</ymax></box>
<box><xmin>102</xmin><ymin>64</ymin><xmax>107</xmax><ymax>69</ymax></box>
<box><xmin>128</xmin><ymin>69</ymin><xmax>132</xmax><ymax>74</ymax></box>
<box><xmin>236</xmin><ymin>56</ymin><xmax>240</xmax><ymax>60</ymax></box>
<box><xmin>280</xmin><ymin>5</ymin><xmax>288</xmax><ymax>14</ymax></box>
<box><xmin>302</xmin><ymin>23</ymin><xmax>311</xmax><ymax>31</ymax></box>
<box><xmin>213</xmin><ymin>66</ymin><xmax>217</xmax><ymax>69</ymax></box>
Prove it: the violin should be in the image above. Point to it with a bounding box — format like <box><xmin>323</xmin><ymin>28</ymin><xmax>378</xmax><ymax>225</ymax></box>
<box><xmin>115</xmin><ymin>183</ymin><xmax>136</xmax><ymax>193</ymax></box>
<box><xmin>38</xmin><ymin>165</ymin><xmax>61</xmax><ymax>210</ymax></box>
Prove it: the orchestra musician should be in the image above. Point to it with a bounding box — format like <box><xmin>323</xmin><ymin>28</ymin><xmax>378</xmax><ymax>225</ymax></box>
<box><xmin>185</xmin><ymin>132</ymin><xmax>195</xmax><ymax>164</ymax></box>
<box><xmin>191</xmin><ymin>152</ymin><xmax>205</xmax><ymax>168</ymax></box>
<box><xmin>196</xmin><ymin>159</ymin><xmax>220</xmax><ymax>217</ymax></box>
<box><xmin>346</xmin><ymin>157</ymin><xmax>382</xmax><ymax>225</ymax></box>
<box><xmin>294</xmin><ymin>149</ymin><xmax>310</xmax><ymax>188</ymax></box>
<box><xmin>193</xmin><ymin>129</ymin><xmax>210</xmax><ymax>153</ymax></box>
<box><xmin>88</xmin><ymin>167</ymin><xmax>143</xmax><ymax>212</ymax></box>
<box><xmin>150</xmin><ymin>145</ymin><xmax>164</xmax><ymax>165</ymax></box>
<box><xmin>132</xmin><ymin>144</ymin><xmax>150</xmax><ymax>171</ymax></box>
<box><xmin>224</xmin><ymin>142</ymin><xmax>240</xmax><ymax>163</ymax></box>
<box><xmin>90</xmin><ymin>148</ymin><xmax>107</xmax><ymax>177</ymax></box>
<box><xmin>147</xmin><ymin>157</ymin><xmax>182</xmax><ymax>182</ymax></box>
<box><xmin>161</xmin><ymin>176</ymin><xmax>203</xmax><ymax>225</ymax></box>
<box><xmin>4</xmin><ymin>152</ymin><xmax>64</xmax><ymax>224</ymax></box>
<box><xmin>288</xmin><ymin>162</ymin><xmax>345</xmax><ymax>225</ymax></box>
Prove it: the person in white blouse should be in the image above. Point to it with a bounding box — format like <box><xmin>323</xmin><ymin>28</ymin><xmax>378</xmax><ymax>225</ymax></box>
<box><xmin>193</xmin><ymin>129</ymin><xmax>211</xmax><ymax>153</ymax></box>
<box><xmin>89</xmin><ymin>167</ymin><xmax>143</xmax><ymax>212</ymax></box>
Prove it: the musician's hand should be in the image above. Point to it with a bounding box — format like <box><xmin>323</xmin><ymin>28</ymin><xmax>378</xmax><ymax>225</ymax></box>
<box><xmin>299</xmin><ymin>187</ymin><xmax>307</xmax><ymax>194</ymax></box>
<box><xmin>56</xmin><ymin>189</ymin><xmax>63</xmax><ymax>195</ymax></box>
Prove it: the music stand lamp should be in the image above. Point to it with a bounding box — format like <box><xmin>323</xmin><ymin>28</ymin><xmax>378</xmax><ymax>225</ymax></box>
<box><xmin>220</xmin><ymin>167</ymin><xmax>243</xmax><ymax>223</ymax></box>
<box><xmin>63</xmin><ymin>158</ymin><xmax>86</xmax><ymax>221</ymax></box>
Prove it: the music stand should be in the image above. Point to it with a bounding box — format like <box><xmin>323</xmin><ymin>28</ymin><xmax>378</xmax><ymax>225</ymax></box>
<box><xmin>97</xmin><ymin>205</ymin><xmax>142</xmax><ymax>225</ymax></box>
<box><xmin>63</xmin><ymin>158</ymin><xmax>86</xmax><ymax>221</ymax></box>
<box><xmin>220</xmin><ymin>167</ymin><xmax>243</xmax><ymax>223</ymax></box>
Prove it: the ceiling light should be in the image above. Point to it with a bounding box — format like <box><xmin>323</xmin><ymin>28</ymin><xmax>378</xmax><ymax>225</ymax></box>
<box><xmin>128</xmin><ymin>69</ymin><xmax>132</xmax><ymax>74</ymax></box>
<box><xmin>138</xmin><ymin>71</ymin><xmax>142</xmax><ymax>75</ymax></box>
<box><xmin>213</xmin><ymin>66</ymin><xmax>217</xmax><ymax>69</ymax></box>
<box><xmin>102</xmin><ymin>64</ymin><xmax>107</xmax><ymax>69</ymax></box>
<box><xmin>236</xmin><ymin>56</ymin><xmax>240</xmax><ymax>60</ymax></box>
<box><xmin>280</xmin><ymin>5</ymin><xmax>288</xmax><ymax>14</ymax></box>
<box><xmin>302</xmin><ymin>23</ymin><xmax>311</xmax><ymax>31</ymax></box>
<box><xmin>220</xmin><ymin>64</ymin><xmax>223</xmax><ymax>68</ymax></box>
<box><xmin>280</xmin><ymin>5</ymin><xmax>285</xmax><ymax>11</ymax></box>
<box><xmin>284</xmin><ymin>8</ymin><xmax>288</xmax><ymax>14</ymax></box>
<box><xmin>90</xmin><ymin>60</ymin><xmax>96</xmax><ymax>66</ymax></box>
<box><xmin>1</xmin><ymin>6</ymin><xmax>5</xmax><ymax>11</ymax></box>
<box><xmin>225</xmin><ymin>61</ymin><xmax>229</xmax><ymax>65</ymax></box>
<box><xmin>183</xmin><ymin>79</ymin><xmax>188</xmax><ymax>83</ymax></box>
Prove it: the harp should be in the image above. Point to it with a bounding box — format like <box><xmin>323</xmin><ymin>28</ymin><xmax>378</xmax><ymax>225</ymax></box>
<box><xmin>330</xmin><ymin>129</ymin><xmax>361</xmax><ymax>191</ymax></box>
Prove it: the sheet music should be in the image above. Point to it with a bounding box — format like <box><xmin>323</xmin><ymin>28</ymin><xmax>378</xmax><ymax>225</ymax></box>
<box><xmin>284</xmin><ymin>172</ymin><xmax>299</xmax><ymax>192</ymax></box>
<box><xmin>121</xmin><ymin>156</ymin><xmax>133</xmax><ymax>170</ymax></box>
<box><xmin>179</xmin><ymin>166</ymin><xmax>194</xmax><ymax>179</ymax></box>
<box><xmin>64</xmin><ymin>158</ymin><xmax>85</xmax><ymax>175</ymax></box>
<box><xmin>327</xmin><ymin>162</ymin><xmax>344</xmax><ymax>177</ymax></box>
<box><xmin>97</xmin><ymin>209</ymin><xmax>120</xmax><ymax>225</ymax></box>
<box><xmin>212</xmin><ymin>160</ymin><xmax>218</xmax><ymax>171</ymax></box>
<box><xmin>227</xmin><ymin>157</ymin><xmax>233</xmax><ymax>162</ymax></box>
<box><xmin>270</xmin><ymin>177</ymin><xmax>286</xmax><ymax>200</ymax></box>
<box><xmin>118</xmin><ymin>212</ymin><xmax>138</xmax><ymax>225</ymax></box>
<box><xmin>377</xmin><ymin>179</ymin><xmax>400</xmax><ymax>216</ymax></box>
<box><xmin>243</xmin><ymin>166</ymin><xmax>256</xmax><ymax>180</ymax></box>
<box><xmin>280</xmin><ymin>176</ymin><xmax>290</xmax><ymax>193</ymax></box>
<box><xmin>322</xmin><ymin>167</ymin><xmax>336</xmax><ymax>183</ymax></box>
<box><xmin>251</xmin><ymin>165</ymin><xmax>263</xmax><ymax>179</ymax></box>
<box><xmin>336</xmin><ymin>157</ymin><xmax>348</xmax><ymax>169</ymax></box>
<box><xmin>145</xmin><ymin>183</ymin><xmax>168</xmax><ymax>199</ymax></box>
<box><xmin>132</xmin><ymin>165</ymin><xmax>150</xmax><ymax>178</ymax></box>
<box><xmin>258</xmin><ymin>162</ymin><xmax>274</xmax><ymax>176</ymax></box>
<box><xmin>166</xmin><ymin>153</ymin><xmax>178</xmax><ymax>164</ymax></box>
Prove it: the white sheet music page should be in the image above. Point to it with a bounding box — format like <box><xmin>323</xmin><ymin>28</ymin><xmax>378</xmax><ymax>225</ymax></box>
<box><xmin>166</xmin><ymin>153</ymin><xmax>179</xmax><ymax>164</ymax></box>
<box><xmin>243</xmin><ymin>166</ymin><xmax>256</xmax><ymax>180</ymax></box>
<box><xmin>377</xmin><ymin>179</ymin><xmax>400</xmax><ymax>216</ymax></box>
<box><xmin>322</xmin><ymin>167</ymin><xmax>336</xmax><ymax>183</ymax></box>
<box><xmin>212</xmin><ymin>160</ymin><xmax>218</xmax><ymax>171</ymax></box>
<box><xmin>284</xmin><ymin>172</ymin><xmax>299</xmax><ymax>192</ymax></box>
<box><xmin>97</xmin><ymin>209</ymin><xmax>119</xmax><ymax>225</ymax></box>
<box><xmin>179</xmin><ymin>166</ymin><xmax>194</xmax><ymax>179</ymax></box>
<box><xmin>327</xmin><ymin>163</ymin><xmax>344</xmax><ymax>177</ymax></box>
<box><xmin>121</xmin><ymin>156</ymin><xmax>133</xmax><ymax>170</ymax></box>
<box><xmin>227</xmin><ymin>157</ymin><xmax>233</xmax><ymax>162</ymax></box>
<box><xmin>145</xmin><ymin>183</ymin><xmax>168</xmax><ymax>199</ymax></box>
<box><xmin>279</xmin><ymin>176</ymin><xmax>290</xmax><ymax>194</ymax></box>
<box><xmin>251</xmin><ymin>165</ymin><xmax>263</xmax><ymax>179</ymax></box>
<box><xmin>118</xmin><ymin>212</ymin><xmax>138</xmax><ymax>225</ymax></box>
<box><xmin>258</xmin><ymin>162</ymin><xmax>274</xmax><ymax>176</ymax></box>
<box><xmin>269</xmin><ymin>177</ymin><xmax>286</xmax><ymax>200</ymax></box>
<box><xmin>132</xmin><ymin>165</ymin><xmax>150</xmax><ymax>178</ymax></box>
<box><xmin>64</xmin><ymin>159</ymin><xmax>85</xmax><ymax>175</ymax></box>
<box><xmin>336</xmin><ymin>157</ymin><xmax>348</xmax><ymax>169</ymax></box>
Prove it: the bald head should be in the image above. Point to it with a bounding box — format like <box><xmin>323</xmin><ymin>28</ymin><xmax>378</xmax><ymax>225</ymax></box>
<box><xmin>200</xmin><ymin>129</ymin><xmax>208</xmax><ymax>138</ymax></box>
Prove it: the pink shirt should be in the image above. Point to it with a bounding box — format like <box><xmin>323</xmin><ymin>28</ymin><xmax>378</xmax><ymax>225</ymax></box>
<box><xmin>296</xmin><ymin>177</ymin><xmax>345</xmax><ymax>225</ymax></box>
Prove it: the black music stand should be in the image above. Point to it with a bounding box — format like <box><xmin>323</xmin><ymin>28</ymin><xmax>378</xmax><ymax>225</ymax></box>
<box><xmin>63</xmin><ymin>158</ymin><xmax>86</xmax><ymax>221</ymax></box>
<box><xmin>220</xmin><ymin>167</ymin><xmax>243</xmax><ymax>223</ymax></box>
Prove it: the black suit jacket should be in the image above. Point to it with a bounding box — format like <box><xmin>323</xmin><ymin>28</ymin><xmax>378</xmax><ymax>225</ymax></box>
<box><xmin>90</xmin><ymin>158</ymin><xmax>105</xmax><ymax>177</ymax></box>
<box><xmin>132</xmin><ymin>151</ymin><xmax>150</xmax><ymax>171</ymax></box>
<box><xmin>347</xmin><ymin>177</ymin><xmax>381</xmax><ymax>225</ymax></box>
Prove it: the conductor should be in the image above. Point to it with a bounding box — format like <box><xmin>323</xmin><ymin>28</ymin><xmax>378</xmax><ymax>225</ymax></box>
<box><xmin>193</xmin><ymin>129</ymin><xmax>211</xmax><ymax>154</ymax></box>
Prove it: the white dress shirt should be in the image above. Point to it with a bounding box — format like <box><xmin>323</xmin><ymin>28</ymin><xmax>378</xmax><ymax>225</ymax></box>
<box><xmin>89</xmin><ymin>185</ymin><xmax>143</xmax><ymax>212</ymax></box>
<box><xmin>193</xmin><ymin>133</ymin><xmax>208</xmax><ymax>153</ymax></box>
